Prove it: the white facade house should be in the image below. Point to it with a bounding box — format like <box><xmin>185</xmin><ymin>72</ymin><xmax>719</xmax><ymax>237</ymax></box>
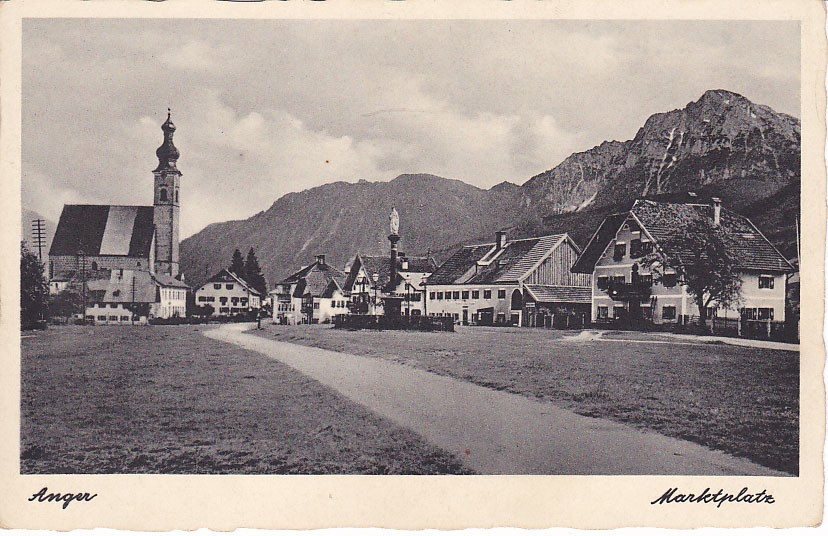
<box><xmin>571</xmin><ymin>198</ymin><xmax>794</xmax><ymax>326</ymax></box>
<box><xmin>84</xmin><ymin>269</ymin><xmax>189</xmax><ymax>324</ymax></box>
<box><xmin>273</xmin><ymin>255</ymin><xmax>348</xmax><ymax>324</ymax></box>
<box><xmin>195</xmin><ymin>269</ymin><xmax>262</xmax><ymax>317</ymax></box>
<box><xmin>342</xmin><ymin>253</ymin><xmax>437</xmax><ymax>317</ymax></box>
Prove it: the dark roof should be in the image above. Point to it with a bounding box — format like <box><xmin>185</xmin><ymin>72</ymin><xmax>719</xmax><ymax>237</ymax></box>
<box><xmin>281</xmin><ymin>261</ymin><xmax>346</xmax><ymax>298</ymax></box>
<box><xmin>152</xmin><ymin>272</ymin><xmax>190</xmax><ymax>289</ymax></box>
<box><xmin>571</xmin><ymin>212</ymin><xmax>628</xmax><ymax>273</ymax></box>
<box><xmin>524</xmin><ymin>285</ymin><xmax>592</xmax><ymax>304</ymax></box>
<box><xmin>342</xmin><ymin>254</ymin><xmax>437</xmax><ymax>292</ymax></box>
<box><xmin>572</xmin><ymin>200</ymin><xmax>794</xmax><ymax>274</ymax></box>
<box><xmin>203</xmin><ymin>269</ymin><xmax>261</xmax><ymax>295</ymax></box>
<box><xmin>427</xmin><ymin>234</ymin><xmax>568</xmax><ymax>285</ymax></box>
<box><xmin>50</xmin><ymin>205</ymin><xmax>155</xmax><ymax>258</ymax></box>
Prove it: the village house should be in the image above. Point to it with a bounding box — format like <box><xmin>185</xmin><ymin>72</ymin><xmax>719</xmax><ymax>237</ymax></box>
<box><xmin>425</xmin><ymin>232</ymin><xmax>592</xmax><ymax>327</ymax></box>
<box><xmin>342</xmin><ymin>252</ymin><xmax>437</xmax><ymax>317</ymax></box>
<box><xmin>47</xmin><ymin>111</ymin><xmax>190</xmax><ymax>320</ymax></box>
<box><xmin>272</xmin><ymin>254</ymin><xmax>348</xmax><ymax>324</ymax></box>
<box><xmin>85</xmin><ymin>269</ymin><xmax>188</xmax><ymax>324</ymax></box>
<box><xmin>570</xmin><ymin>198</ymin><xmax>794</xmax><ymax>327</ymax></box>
<box><xmin>195</xmin><ymin>269</ymin><xmax>262</xmax><ymax>317</ymax></box>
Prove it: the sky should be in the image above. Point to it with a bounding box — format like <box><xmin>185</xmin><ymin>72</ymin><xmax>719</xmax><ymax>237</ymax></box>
<box><xmin>22</xmin><ymin>19</ymin><xmax>800</xmax><ymax>238</ymax></box>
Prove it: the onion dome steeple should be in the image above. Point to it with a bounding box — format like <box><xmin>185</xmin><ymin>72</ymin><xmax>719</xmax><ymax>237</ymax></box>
<box><xmin>154</xmin><ymin>108</ymin><xmax>180</xmax><ymax>172</ymax></box>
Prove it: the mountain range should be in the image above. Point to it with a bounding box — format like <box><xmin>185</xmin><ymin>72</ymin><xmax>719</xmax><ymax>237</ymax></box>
<box><xmin>179</xmin><ymin>89</ymin><xmax>801</xmax><ymax>289</ymax></box>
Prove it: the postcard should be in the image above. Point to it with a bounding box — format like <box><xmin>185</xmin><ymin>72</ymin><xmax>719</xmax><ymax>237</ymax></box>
<box><xmin>0</xmin><ymin>0</ymin><xmax>824</xmax><ymax>529</ymax></box>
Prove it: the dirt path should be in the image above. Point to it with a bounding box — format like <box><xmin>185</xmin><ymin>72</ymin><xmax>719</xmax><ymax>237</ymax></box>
<box><xmin>204</xmin><ymin>323</ymin><xmax>785</xmax><ymax>476</ymax></box>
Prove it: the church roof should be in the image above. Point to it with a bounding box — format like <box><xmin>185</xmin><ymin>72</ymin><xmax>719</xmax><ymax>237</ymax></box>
<box><xmin>49</xmin><ymin>205</ymin><xmax>155</xmax><ymax>258</ymax></box>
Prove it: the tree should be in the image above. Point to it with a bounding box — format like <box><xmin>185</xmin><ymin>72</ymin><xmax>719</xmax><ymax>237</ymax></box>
<box><xmin>229</xmin><ymin>248</ymin><xmax>245</xmax><ymax>278</ymax></box>
<box><xmin>643</xmin><ymin>216</ymin><xmax>742</xmax><ymax>329</ymax></box>
<box><xmin>49</xmin><ymin>287</ymin><xmax>82</xmax><ymax>320</ymax></box>
<box><xmin>21</xmin><ymin>242</ymin><xmax>48</xmax><ymax>328</ymax></box>
<box><xmin>244</xmin><ymin>247</ymin><xmax>268</xmax><ymax>295</ymax></box>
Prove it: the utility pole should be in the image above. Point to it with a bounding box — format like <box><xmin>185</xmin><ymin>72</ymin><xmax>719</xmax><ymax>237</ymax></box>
<box><xmin>31</xmin><ymin>218</ymin><xmax>46</xmax><ymax>265</ymax></box>
<box><xmin>79</xmin><ymin>249</ymin><xmax>87</xmax><ymax>324</ymax></box>
<box><xmin>131</xmin><ymin>272</ymin><xmax>136</xmax><ymax>325</ymax></box>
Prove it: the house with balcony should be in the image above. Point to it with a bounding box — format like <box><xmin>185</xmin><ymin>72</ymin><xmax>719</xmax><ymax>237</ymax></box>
<box><xmin>195</xmin><ymin>269</ymin><xmax>262</xmax><ymax>317</ymax></box>
<box><xmin>272</xmin><ymin>254</ymin><xmax>348</xmax><ymax>324</ymax></box>
<box><xmin>425</xmin><ymin>231</ymin><xmax>592</xmax><ymax>327</ymax></box>
<box><xmin>570</xmin><ymin>197</ymin><xmax>795</xmax><ymax>327</ymax></box>
<box><xmin>342</xmin><ymin>252</ymin><xmax>437</xmax><ymax>317</ymax></box>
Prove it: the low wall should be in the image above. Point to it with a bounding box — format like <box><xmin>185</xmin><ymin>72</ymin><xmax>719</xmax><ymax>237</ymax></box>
<box><xmin>334</xmin><ymin>314</ymin><xmax>454</xmax><ymax>332</ymax></box>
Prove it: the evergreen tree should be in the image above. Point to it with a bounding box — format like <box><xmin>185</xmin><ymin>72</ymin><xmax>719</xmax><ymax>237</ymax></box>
<box><xmin>244</xmin><ymin>247</ymin><xmax>268</xmax><ymax>295</ymax></box>
<box><xmin>229</xmin><ymin>248</ymin><xmax>246</xmax><ymax>278</ymax></box>
<box><xmin>21</xmin><ymin>241</ymin><xmax>48</xmax><ymax>328</ymax></box>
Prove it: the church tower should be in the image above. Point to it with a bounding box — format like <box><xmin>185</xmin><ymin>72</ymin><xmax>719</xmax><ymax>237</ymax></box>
<box><xmin>153</xmin><ymin>109</ymin><xmax>181</xmax><ymax>276</ymax></box>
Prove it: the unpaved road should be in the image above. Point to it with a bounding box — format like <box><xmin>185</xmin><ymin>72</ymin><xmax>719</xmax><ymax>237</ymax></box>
<box><xmin>205</xmin><ymin>323</ymin><xmax>785</xmax><ymax>476</ymax></box>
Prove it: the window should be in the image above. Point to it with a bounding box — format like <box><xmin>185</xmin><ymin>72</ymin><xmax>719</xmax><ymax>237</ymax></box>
<box><xmin>453</xmin><ymin>313</ymin><xmax>459</xmax><ymax>321</ymax></box>
<box><xmin>596</xmin><ymin>276</ymin><xmax>609</xmax><ymax>290</ymax></box>
<box><xmin>206</xmin><ymin>296</ymin><xmax>215</xmax><ymax>302</ymax></box>
<box><xmin>120</xmin><ymin>316</ymin><xmax>130</xmax><ymax>322</ymax></box>
<box><xmin>226</xmin><ymin>284</ymin><xmax>234</xmax><ymax>290</ymax></box>
<box><xmin>110</xmin><ymin>303</ymin><xmax>118</xmax><ymax>309</ymax></box>
<box><xmin>175</xmin><ymin>189</ymin><xmax>179</xmax><ymax>203</ymax></box>
<box><xmin>497</xmin><ymin>313</ymin><xmax>506</xmax><ymax>324</ymax></box>
<box><xmin>220</xmin><ymin>297</ymin><xmax>228</xmax><ymax>304</ymax></box>
<box><xmin>498</xmin><ymin>289</ymin><xmax>506</xmax><ymax>299</ymax></box>
<box><xmin>641</xmin><ymin>241</ymin><xmax>653</xmax><ymax>255</ymax></box>
<box><xmin>613</xmin><ymin>243</ymin><xmax>626</xmax><ymax>261</ymax></box>
<box><xmin>662</xmin><ymin>306</ymin><xmax>676</xmax><ymax>320</ymax></box>
<box><xmin>91</xmin><ymin>261</ymin><xmax>98</xmax><ymax>271</ymax></box>
<box><xmin>214</xmin><ymin>283</ymin><xmax>221</xmax><ymax>290</ymax></box>
<box><xmin>160</xmin><ymin>188</ymin><xmax>168</xmax><ymax>202</ymax></box>
<box><xmin>630</xmin><ymin>239</ymin><xmax>642</xmax><ymax>258</ymax></box>
<box><xmin>108</xmin><ymin>315</ymin><xmax>118</xmax><ymax>321</ymax></box>
<box><xmin>613</xmin><ymin>306</ymin><xmax>625</xmax><ymax>319</ymax></box>
<box><xmin>429</xmin><ymin>292</ymin><xmax>435</xmax><ymax>300</ymax></box>
<box><xmin>471</xmin><ymin>290</ymin><xmax>480</xmax><ymax>299</ymax></box>
<box><xmin>758</xmin><ymin>275</ymin><xmax>775</xmax><ymax>289</ymax></box>
<box><xmin>597</xmin><ymin>306</ymin><xmax>609</xmax><ymax>319</ymax></box>
<box><xmin>452</xmin><ymin>291</ymin><xmax>460</xmax><ymax>300</ymax></box>
<box><xmin>97</xmin><ymin>315</ymin><xmax>106</xmax><ymax>321</ymax></box>
<box><xmin>662</xmin><ymin>273</ymin><xmax>677</xmax><ymax>288</ymax></box>
<box><xmin>313</xmin><ymin>302</ymin><xmax>320</xmax><ymax>309</ymax></box>
<box><xmin>483</xmin><ymin>289</ymin><xmax>492</xmax><ymax>299</ymax></box>
<box><xmin>462</xmin><ymin>290</ymin><xmax>469</xmax><ymax>300</ymax></box>
<box><xmin>231</xmin><ymin>297</ymin><xmax>239</xmax><ymax>304</ymax></box>
<box><xmin>758</xmin><ymin>308</ymin><xmax>774</xmax><ymax>321</ymax></box>
<box><xmin>612</xmin><ymin>275</ymin><xmax>625</xmax><ymax>285</ymax></box>
<box><xmin>639</xmin><ymin>275</ymin><xmax>653</xmax><ymax>287</ymax></box>
<box><xmin>436</xmin><ymin>292</ymin><xmax>443</xmax><ymax>300</ymax></box>
<box><xmin>240</xmin><ymin>298</ymin><xmax>248</xmax><ymax>305</ymax></box>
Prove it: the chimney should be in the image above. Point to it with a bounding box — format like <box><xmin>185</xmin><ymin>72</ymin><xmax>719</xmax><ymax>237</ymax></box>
<box><xmin>315</xmin><ymin>254</ymin><xmax>326</xmax><ymax>266</ymax></box>
<box><xmin>711</xmin><ymin>198</ymin><xmax>721</xmax><ymax>226</ymax></box>
<box><xmin>496</xmin><ymin>231</ymin><xmax>507</xmax><ymax>250</ymax></box>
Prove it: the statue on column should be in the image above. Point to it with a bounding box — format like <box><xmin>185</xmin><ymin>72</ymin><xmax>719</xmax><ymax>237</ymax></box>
<box><xmin>389</xmin><ymin>207</ymin><xmax>399</xmax><ymax>236</ymax></box>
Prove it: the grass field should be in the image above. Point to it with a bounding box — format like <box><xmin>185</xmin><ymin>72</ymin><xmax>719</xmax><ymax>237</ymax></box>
<box><xmin>256</xmin><ymin>324</ymin><xmax>799</xmax><ymax>475</ymax></box>
<box><xmin>21</xmin><ymin>325</ymin><xmax>470</xmax><ymax>474</ymax></box>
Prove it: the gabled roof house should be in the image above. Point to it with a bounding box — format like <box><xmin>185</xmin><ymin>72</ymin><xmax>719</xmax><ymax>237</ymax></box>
<box><xmin>572</xmin><ymin>198</ymin><xmax>794</xmax><ymax>325</ymax></box>
<box><xmin>426</xmin><ymin>231</ymin><xmax>591</xmax><ymax>327</ymax></box>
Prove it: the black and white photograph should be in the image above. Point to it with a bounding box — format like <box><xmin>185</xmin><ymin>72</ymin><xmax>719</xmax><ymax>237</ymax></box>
<box><xmin>3</xmin><ymin>0</ymin><xmax>825</xmax><ymax>530</ymax></box>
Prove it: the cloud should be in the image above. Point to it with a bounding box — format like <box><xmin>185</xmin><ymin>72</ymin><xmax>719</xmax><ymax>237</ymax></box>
<box><xmin>159</xmin><ymin>39</ymin><xmax>221</xmax><ymax>73</ymax></box>
<box><xmin>21</xmin><ymin>19</ymin><xmax>800</xmax><ymax>238</ymax></box>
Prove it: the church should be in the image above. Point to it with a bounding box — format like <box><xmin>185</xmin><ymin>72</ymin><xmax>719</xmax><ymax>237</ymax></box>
<box><xmin>48</xmin><ymin>111</ymin><xmax>189</xmax><ymax>322</ymax></box>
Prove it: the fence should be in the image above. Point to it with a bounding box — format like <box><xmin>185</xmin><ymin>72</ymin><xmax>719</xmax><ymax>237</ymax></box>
<box><xmin>334</xmin><ymin>314</ymin><xmax>454</xmax><ymax>332</ymax></box>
